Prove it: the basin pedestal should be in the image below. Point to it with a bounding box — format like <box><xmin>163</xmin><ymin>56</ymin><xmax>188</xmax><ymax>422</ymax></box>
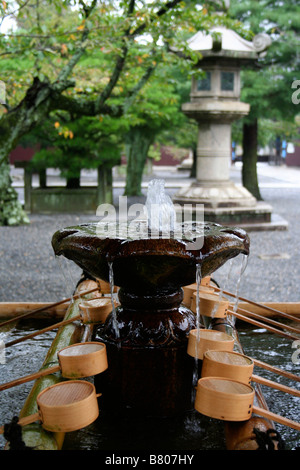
<box><xmin>94</xmin><ymin>288</ymin><xmax>197</xmax><ymax>417</ymax></box>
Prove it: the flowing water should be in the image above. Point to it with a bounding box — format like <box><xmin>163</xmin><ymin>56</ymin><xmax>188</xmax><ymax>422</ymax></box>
<box><xmin>108</xmin><ymin>261</ymin><xmax>120</xmax><ymax>342</ymax></box>
<box><xmin>145</xmin><ymin>179</ymin><xmax>177</xmax><ymax>234</ymax></box>
<box><xmin>55</xmin><ymin>255</ymin><xmax>81</xmax><ymax>301</ymax></box>
<box><xmin>191</xmin><ymin>264</ymin><xmax>202</xmax><ymax>400</ymax></box>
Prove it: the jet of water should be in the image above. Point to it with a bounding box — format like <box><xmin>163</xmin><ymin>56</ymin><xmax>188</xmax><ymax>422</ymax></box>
<box><xmin>145</xmin><ymin>179</ymin><xmax>176</xmax><ymax>235</ymax></box>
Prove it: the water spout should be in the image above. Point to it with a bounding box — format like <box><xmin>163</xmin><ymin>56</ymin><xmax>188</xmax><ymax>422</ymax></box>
<box><xmin>145</xmin><ymin>179</ymin><xmax>176</xmax><ymax>235</ymax></box>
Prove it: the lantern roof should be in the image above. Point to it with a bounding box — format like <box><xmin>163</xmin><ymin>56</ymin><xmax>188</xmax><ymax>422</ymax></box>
<box><xmin>187</xmin><ymin>26</ymin><xmax>270</xmax><ymax>63</ymax></box>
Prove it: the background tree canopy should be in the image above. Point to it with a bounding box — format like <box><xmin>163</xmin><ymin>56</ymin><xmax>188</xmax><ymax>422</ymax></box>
<box><xmin>0</xmin><ymin>0</ymin><xmax>236</xmax><ymax>225</ymax></box>
<box><xmin>1</xmin><ymin>0</ymin><xmax>298</xmax><ymax>224</ymax></box>
<box><xmin>229</xmin><ymin>0</ymin><xmax>300</xmax><ymax>199</ymax></box>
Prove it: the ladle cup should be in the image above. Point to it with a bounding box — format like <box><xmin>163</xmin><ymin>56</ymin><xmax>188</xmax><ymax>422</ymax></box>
<box><xmin>195</xmin><ymin>376</ymin><xmax>255</xmax><ymax>422</ymax></box>
<box><xmin>195</xmin><ymin>376</ymin><xmax>300</xmax><ymax>431</ymax></box>
<box><xmin>183</xmin><ymin>284</ymin><xmax>214</xmax><ymax>308</ymax></box>
<box><xmin>196</xmin><ymin>292</ymin><xmax>229</xmax><ymax>318</ymax></box>
<box><xmin>79</xmin><ymin>298</ymin><xmax>117</xmax><ymax>324</ymax></box>
<box><xmin>0</xmin><ymin>342</ymin><xmax>108</xmax><ymax>392</ymax></box>
<box><xmin>201</xmin><ymin>350</ymin><xmax>254</xmax><ymax>385</ymax></box>
<box><xmin>201</xmin><ymin>349</ymin><xmax>300</xmax><ymax>398</ymax></box>
<box><xmin>187</xmin><ymin>329</ymin><xmax>235</xmax><ymax>360</ymax></box>
<box><xmin>0</xmin><ymin>380</ymin><xmax>101</xmax><ymax>434</ymax></box>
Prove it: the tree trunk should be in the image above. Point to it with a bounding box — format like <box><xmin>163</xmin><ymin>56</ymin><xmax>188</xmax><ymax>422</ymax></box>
<box><xmin>66</xmin><ymin>176</ymin><xmax>81</xmax><ymax>189</ymax></box>
<box><xmin>242</xmin><ymin>119</ymin><xmax>262</xmax><ymax>200</ymax></box>
<box><xmin>97</xmin><ymin>165</ymin><xmax>113</xmax><ymax>205</ymax></box>
<box><xmin>0</xmin><ymin>78</ymin><xmax>55</xmax><ymax>225</ymax></box>
<box><xmin>124</xmin><ymin>127</ymin><xmax>155</xmax><ymax>196</ymax></box>
<box><xmin>0</xmin><ymin>151</ymin><xmax>29</xmax><ymax>226</ymax></box>
<box><xmin>0</xmin><ymin>77</ymin><xmax>92</xmax><ymax>225</ymax></box>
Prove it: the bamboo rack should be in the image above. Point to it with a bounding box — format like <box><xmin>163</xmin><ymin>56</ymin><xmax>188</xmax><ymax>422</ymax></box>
<box><xmin>0</xmin><ymin>287</ymin><xmax>99</xmax><ymax>328</ymax></box>
<box><xmin>0</xmin><ymin>302</ymin><xmax>68</xmax><ymax>319</ymax></box>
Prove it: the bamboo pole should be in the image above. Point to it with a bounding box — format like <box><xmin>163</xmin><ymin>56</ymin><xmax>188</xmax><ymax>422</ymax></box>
<box><xmin>0</xmin><ymin>303</ymin><xmax>68</xmax><ymax>319</ymax></box>
<box><xmin>237</xmin><ymin>302</ymin><xmax>300</xmax><ymax>318</ymax></box>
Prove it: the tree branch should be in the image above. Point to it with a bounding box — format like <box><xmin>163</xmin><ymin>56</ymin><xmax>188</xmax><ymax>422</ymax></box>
<box><xmin>124</xmin><ymin>61</ymin><xmax>158</xmax><ymax>113</ymax></box>
<box><xmin>0</xmin><ymin>0</ymin><xmax>185</xmax><ymax>170</ymax></box>
<box><xmin>54</xmin><ymin>0</ymin><xmax>97</xmax><ymax>87</ymax></box>
<box><xmin>95</xmin><ymin>0</ymin><xmax>183</xmax><ymax>110</ymax></box>
<box><xmin>49</xmin><ymin>89</ymin><xmax>123</xmax><ymax>118</ymax></box>
<box><xmin>95</xmin><ymin>0</ymin><xmax>136</xmax><ymax>110</ymax></box>
<box><xmin>129</xmin><ymin>0</ymin><xmax>183</xmax><ymax>39</ymax></box>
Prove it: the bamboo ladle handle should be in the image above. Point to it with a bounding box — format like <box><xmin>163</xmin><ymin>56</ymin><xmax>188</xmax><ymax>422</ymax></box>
<box><xmin>252</xmin><ymin>406</ymin><xmax>300</xmax><ymax>431</ymax></box>
<box><xmin>253</xmin><ymin>358</ymin><xmax>300</xmax><ymax>383</ymax></box>
<box><xmin>227</xmin><ymin>309</ymin><xmax>299</xmax><ymax>341</ymax></box>
<box><xmin>0</xmin><ymin>365</ymin><xmax>61</xmax><ymax>392</ymax></box>
<box><xmin>251</xmin><ymin>374</ymin><xmax>300</xmax><ymax>398</ymax></box>
<box><xmin>4</xmin><ymin>315</ymin><xmax>81</xmax><ymax>348</ymax></box>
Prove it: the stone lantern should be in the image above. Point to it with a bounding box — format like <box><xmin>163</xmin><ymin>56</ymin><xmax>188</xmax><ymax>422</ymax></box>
<box><xmin>173</xmin><ymin>26</ymin><xmax>274</xmax><ymax>227</ymax></box>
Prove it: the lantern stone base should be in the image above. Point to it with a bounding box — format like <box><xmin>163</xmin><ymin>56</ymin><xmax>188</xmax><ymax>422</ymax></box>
<box><xmin>173</xmin><ymin>180</ymin><xmax>256</xmax><ymax>208</ymax></box>
<box><xmin>173</xmin><ymin>181</ymin><xmax>287</xmax><ymax>231</ymax></box>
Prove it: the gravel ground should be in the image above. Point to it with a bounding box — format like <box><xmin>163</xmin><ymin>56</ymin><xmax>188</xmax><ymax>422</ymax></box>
<box><xmin>0</xmin><ymin>164</ymin><xmax>299</xmax><ymax>304</ymax></box>
<box><xmin>219</xmin><ymin>185</ymin><xmax>300</xmax><ymax>303</ymax></box>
